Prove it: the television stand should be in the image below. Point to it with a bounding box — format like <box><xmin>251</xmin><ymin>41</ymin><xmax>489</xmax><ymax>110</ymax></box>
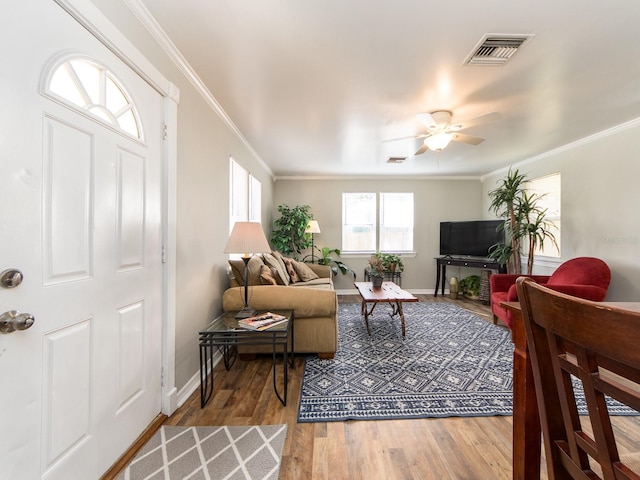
<box><xmin>434</xmin><ymin>256</ymin><xmax>506</xmax><ymax>297</ymax></box>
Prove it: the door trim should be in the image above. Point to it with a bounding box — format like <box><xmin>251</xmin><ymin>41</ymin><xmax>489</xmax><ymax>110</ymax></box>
<box><xmin>53</xmin><ymin>0</ymin><xmax>179</xmax><ymax>415</ymax></box>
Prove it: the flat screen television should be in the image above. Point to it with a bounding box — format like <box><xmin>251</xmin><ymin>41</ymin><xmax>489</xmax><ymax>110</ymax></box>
<box><xmin>439</xmin><ymin>220</ymin><xmax>505</xmax><ymax>258</ymax></box>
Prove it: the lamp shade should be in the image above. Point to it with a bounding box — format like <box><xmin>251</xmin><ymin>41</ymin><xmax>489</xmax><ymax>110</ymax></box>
<box><xmin>224</xmin><ymin>222</ymin><xmax>271</xmax><ymax>256</ymax></box>
<box><xmin>424</xmin><ymin>132</ymin><xmax>453</xmax><ymax>152</ymax></box>
<box><xmin>305</xmin><ymin>220</ymin><xmax>321</xmax><ymax>234</ymax></box>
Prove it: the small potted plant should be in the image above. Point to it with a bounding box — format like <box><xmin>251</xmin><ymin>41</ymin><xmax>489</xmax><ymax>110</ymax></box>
<box><xmin>379</xmin><ymin>253</ymin><xmax>404</xmax><ymax>273</ymax></box>
<box><xmin>459</xmin><ymin>275</ymin><xmax>481</xmax><ymax>299</ymax></box>
<box><xmin>368</xmin><ymin>254</ymin><xmax>384</xmax><ymax>288</ymax></box>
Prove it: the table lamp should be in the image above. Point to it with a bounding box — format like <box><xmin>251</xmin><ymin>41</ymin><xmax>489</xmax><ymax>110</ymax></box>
<box><xmin>305</xmin><ymin>220</ymin><xmax>321</xmax><ymax>263</ymax></box>
<box><xmin>224</xmin><ymin>222</ymin><xmax>271</xmax><ymax>318</ymax></box>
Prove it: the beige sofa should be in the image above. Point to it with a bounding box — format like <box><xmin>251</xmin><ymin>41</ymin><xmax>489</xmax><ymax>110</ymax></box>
<box><xmin>222</xmin><ymin>258</ymin><xmax>338</xmax><ymax>359</ymax></box>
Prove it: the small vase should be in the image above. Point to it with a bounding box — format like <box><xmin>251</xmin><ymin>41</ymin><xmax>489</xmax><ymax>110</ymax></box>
<box><xmin>372</xmin><ymin>276</ymin><xmax>383</xmax><ymax>288</ymax></box>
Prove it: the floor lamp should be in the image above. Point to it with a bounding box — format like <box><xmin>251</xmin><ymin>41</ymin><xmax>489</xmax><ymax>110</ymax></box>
<box><xmin>305</xmin><ymin>220</ymin><xmax>321</xmax><ymax>263</ymax></box>
<box><xmin>224</xmin><ymin>222</ymin><xmax>271</xmax><ymax>319</ymax></box>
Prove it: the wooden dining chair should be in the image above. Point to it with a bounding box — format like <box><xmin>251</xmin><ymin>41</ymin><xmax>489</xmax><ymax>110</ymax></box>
<box><xmin>516</xmin><ymin>277</ymin><xmax>640</xmax><ymax>480</ymax></box>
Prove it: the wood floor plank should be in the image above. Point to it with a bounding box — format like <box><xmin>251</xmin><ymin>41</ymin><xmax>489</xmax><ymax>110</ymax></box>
<box><xmin>112</xmin><ymin>295</ymin><xmax>640</xmax><ymax>479</ymax></box>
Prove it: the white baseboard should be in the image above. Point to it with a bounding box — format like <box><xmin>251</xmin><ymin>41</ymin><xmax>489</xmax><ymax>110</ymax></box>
<box><xmin>176</xmin><ymin>317</ymin><xmax>224</xmax><ymax>408</ymax></box>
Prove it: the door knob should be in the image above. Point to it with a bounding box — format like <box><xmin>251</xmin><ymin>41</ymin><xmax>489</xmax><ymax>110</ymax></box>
<box><xmin>0</xmin><ymin>310</ymin><xmax>35</xmax><ymax>334</ymax></box>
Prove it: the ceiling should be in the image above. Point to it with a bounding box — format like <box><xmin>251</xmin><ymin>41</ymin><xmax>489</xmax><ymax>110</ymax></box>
<box><xmin>138</xmin><ymin>0</ymin><xmax>640</xmax><ymax>178</ymax></box>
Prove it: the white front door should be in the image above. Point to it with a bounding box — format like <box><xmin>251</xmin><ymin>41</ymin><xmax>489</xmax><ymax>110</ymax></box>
<box><xmin>0</xmin><ymin>2</ymin><xmax>165</xmax><ymax>479</ymax></box>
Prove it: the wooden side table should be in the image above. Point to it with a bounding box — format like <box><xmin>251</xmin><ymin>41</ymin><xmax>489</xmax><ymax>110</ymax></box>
<box><xmin>199</xmin><ymin>309</ymin><xmax>294</xmax><ymax>407</ymax></box>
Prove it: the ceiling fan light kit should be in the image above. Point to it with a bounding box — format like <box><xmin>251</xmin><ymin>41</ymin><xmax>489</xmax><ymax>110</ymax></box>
<box><xmin>424</xmin><ymin>132</ymin><xmax>453</xmax><ymax>151</ymax></box>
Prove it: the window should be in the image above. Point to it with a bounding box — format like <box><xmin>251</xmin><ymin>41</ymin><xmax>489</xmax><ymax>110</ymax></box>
<box><xmin>342</xmin><ymin>192</ymin><xmax>414</xmax><ymax>253</ymax></box>
<box><xmin>249</xmin><ymin>175</ymin><xmax>261</xmax><ymax>223</ymax></box>
<box><xmin>229</xmin><ymin>158</ymin><xmax>248</xmax><ymax>230</ymax></box>
<box><xmin>229</xmin><ymin>158</ymin><xmax>261</xmax><ymax>230</ymax></box>
<box><xmin>45</xmin><ymin>57</ymin><xmax>142</xmax><ymax>139</ymax></box>
<box><xmin>526</xmin><ymin>173</ymin><xmax>561</xmax><ymax>258</ymax></box>
<box><xmin>380</xmin><ymin>193</ymin><xmax>414</xmax><ymax>251</ymax></box>
<box><xmin>342</xmin><ymin>193</ymin><xmax>376</xmax><ymax>252</ymax></box>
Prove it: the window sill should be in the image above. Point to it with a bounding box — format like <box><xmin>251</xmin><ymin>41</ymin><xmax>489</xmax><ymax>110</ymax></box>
<box><xmin>341</xmin><ymin>251</ymin><xmax>417</xmax><ymax>259</ymax></box>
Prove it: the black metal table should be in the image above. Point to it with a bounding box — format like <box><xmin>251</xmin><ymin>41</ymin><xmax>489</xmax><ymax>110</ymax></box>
<box><xmin>199</xmin><ymin>309</ymin><xmax>294</xmax><ymax>407</ymax></box>
<box><xmin>364</xmin><ymin>266</ymin><xmax>402</xmax><ymax>287</ymax></box>
<box><xmin>434</xmin><ymin>256</ymin><xmax>505</xmax><ymax>296</ymax></box>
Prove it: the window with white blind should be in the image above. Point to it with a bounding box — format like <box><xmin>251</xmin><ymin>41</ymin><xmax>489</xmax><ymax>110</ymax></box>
<box><xmin>342</xmin><ymin>192</ymin><xmax>414</xmax><ymax>253</ymax></box>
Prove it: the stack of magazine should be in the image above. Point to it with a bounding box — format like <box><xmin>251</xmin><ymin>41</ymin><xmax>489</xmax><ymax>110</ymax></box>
<box><xmin>237</xmin><ymin>312</ymin><xmax>288</xmax><ymax>331</ymax></box>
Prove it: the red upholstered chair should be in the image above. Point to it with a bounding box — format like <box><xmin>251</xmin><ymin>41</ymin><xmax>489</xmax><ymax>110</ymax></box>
<box><xmin>490</xmin><ymin>256</ymin><xmax>611</xmax><ymax>328</ymax></box>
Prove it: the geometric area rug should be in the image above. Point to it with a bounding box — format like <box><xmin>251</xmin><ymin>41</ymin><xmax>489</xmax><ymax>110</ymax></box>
<box><xmin>298</xmin><ymin>302</ymin><xmax>514</xmax><ymax>422</ymax></box>
<box><xmin>298</xmin><ymin>302</ymin><xmax>636</xmax><ymax>423</ymax></box>
<box><xmin>116</xmin><ymin>424</ymin><xmax>287</xmax><ymax>480</ymax></box>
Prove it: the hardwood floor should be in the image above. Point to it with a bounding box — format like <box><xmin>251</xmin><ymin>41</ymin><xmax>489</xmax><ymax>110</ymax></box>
<box><xmin>161</xmin><ymin>295</ymin><xmax>640</xmax><ymax>479</ymax></box>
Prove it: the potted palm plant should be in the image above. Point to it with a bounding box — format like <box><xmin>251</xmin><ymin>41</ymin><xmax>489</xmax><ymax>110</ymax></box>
<box><xmin>488</xmin><ymin>168</ymin><xmax>558</xmax><ymax>274</ymax></box>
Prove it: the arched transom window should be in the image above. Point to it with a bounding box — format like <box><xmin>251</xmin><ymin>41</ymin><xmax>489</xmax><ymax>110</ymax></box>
<box><xmin>46</xmin><ymin>57</ymin><xmax>143</xmax><ymax>139</ymax></box>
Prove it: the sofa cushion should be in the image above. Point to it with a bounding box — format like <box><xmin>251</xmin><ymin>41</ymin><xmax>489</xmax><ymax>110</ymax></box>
<box><xmin>282</xmin><ymin>257</ymin><xmax>301</xmax><ymax>283</ymax></box>
<box><xmin>288</xmin><ymin>277</ymin><xmax>333</xmax><ymax>290</ymax></box>
<box><xmin>293</xmin><ymin>260</ymin><xmax>320</xmax><ymax>282</ymax></box>
<box><xmin>228</xmin><ymin>256</ymin><xmax>264</xmax><ymax>286</ymax></box>
<box><xmin>259</xmin><ymin>264</ymin><xmax>278</xmax><ymax>285</ymax></box>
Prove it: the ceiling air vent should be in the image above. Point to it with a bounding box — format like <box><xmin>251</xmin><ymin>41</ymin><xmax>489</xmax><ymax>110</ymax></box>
<box><xmin>464</xmin><ymin>34</ymin><xmax>534</xmax><ymax>66</ymax></box>
<box><xmin>387</xmin><ymin>156</ymin><xmax>407</xmax><ymax>164</ymax></box>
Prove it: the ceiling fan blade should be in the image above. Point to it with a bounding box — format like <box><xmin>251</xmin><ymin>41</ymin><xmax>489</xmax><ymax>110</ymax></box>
<box><xmin>381</xmin><ymin>133</ymin><xmax>429</xmax><ymax>143</ymax></box>
<box><xmin>452</xmin><ymin>133</ymin><xmax>485</xmax><ymax>145</ymax></box>
<box><xmin>414</xmin><ymin>143</ymin><xmax>429</xmax><ymax>155</ymax></box>
<box><xmin>381</xmin><ymin>134</ymin><xmax>419</xmax><ymax>143</ymax></box>
<box><xmin>456</xmin><ymin>111</ymin><xmax>500</xmax><ymax>130</ymax></box>
<box><xmin>416</xmin><ymin>112</ymin><xmax>437</xmax><ymax>129</ymax></box>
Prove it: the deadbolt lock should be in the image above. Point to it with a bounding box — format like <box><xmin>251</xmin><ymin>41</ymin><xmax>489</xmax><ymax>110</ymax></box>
<box><xmin>0</xmin><ymin>269</ymin><xmax>24</xmax><ymax>288</ymax></box>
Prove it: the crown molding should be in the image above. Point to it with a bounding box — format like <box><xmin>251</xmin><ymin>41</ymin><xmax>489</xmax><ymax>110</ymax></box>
<box><xmin>274</xmin><ymin>175</ymin><xmax>482</xmax><ymax>181</ymax></box>
<box><xmin>481</xmin><ymin>116</ymin><xmax>640</xmax><ymax>181</ymax></box>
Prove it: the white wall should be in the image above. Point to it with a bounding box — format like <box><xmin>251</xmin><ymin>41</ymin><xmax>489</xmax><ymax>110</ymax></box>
<box><xmin>273</xmin><ymin>178</ymin><xmax>484</xmax><ymax>291</ymax></box>
<box><xmin>482</xmin><ymin>121</ymin><xmax>640</xmax><ymax>301</ymax></box>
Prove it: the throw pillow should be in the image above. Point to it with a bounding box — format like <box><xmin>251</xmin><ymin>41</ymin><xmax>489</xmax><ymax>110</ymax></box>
<box><xmin>228</xmin><ymin>259</ymin><xmax>246</xmax><ymax>286</ymax></box>
<box><xmin>293</xmin><ymin>260</ymin><xmax>320</xmax><ymax>282</ymax></box>
<box><xmin>269</xmin><ymin>266</ymin><xmax>287</xmax><ymax>285</ymax></box>
<box><xmin>228</xmin><ymin>256</ymin><xmax>264</xmax><ymax>286</ymax></box>
<box><xmin>282</xmin><ymin>257</ymin><xmax>301</xmax><ymax>283</ymax></box>
<box><xmin>262</xmin><ymin>253</ymin><xmax>290</xmax><ymax>286</ymax></box>
<box><xmin>259</xmin><ymin>264</ymin><xmax>277</xmax><ymax>285</ymax></box>
<box><xmin>271</xmin><ymin>251</ymin><xmax>291</xmax><ymax>284</ymax></box>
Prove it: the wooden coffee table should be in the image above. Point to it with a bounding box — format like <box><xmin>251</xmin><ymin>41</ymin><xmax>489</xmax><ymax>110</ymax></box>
<box><xmin>354</xmin><ymin>281</ymin><xmax>418</xmax><ymax>337</ymax></box>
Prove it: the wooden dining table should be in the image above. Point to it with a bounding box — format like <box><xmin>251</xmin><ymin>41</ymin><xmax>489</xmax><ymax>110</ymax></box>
<box><xmin>502</xmin><ymin>300</ymin><xmax>640</xmax><ymax>479</ymax></box>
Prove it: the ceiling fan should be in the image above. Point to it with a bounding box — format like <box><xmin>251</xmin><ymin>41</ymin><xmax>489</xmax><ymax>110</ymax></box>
<box><xmin>385</xmin><ymin>110</ymin><xmax>499</xmax><ymax>155</ymax></box>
